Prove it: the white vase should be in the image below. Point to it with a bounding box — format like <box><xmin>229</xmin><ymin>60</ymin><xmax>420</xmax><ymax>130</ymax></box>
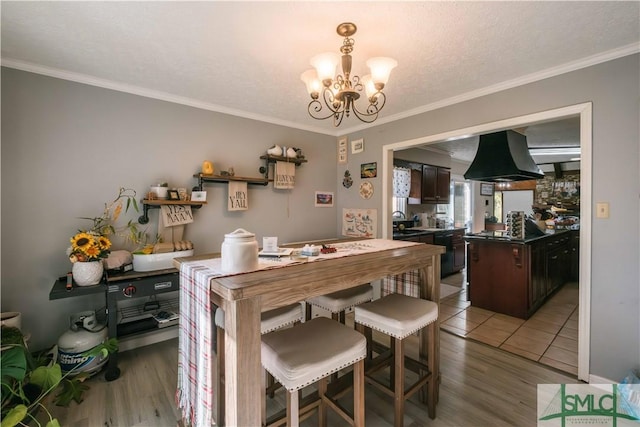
<box><xmin>72</xmin><ymin>261</ymin><xmax>104</xmax><ymax>286</ymax></box>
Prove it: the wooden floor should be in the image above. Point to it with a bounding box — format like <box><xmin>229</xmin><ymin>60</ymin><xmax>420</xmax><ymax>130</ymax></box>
<box><xmin>43</xmin><ymin>327</ymin><xmax>579</xmax><ymax>427</ymax></box>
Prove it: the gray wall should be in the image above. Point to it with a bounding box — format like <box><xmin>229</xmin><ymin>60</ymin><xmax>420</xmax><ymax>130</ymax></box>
<box><xmin>2</xmin><ymin>53</ymin><xmax>639</xmax><ymax>381</ymax></box>
<box><xmin>1</xmin><ymin>68</ymin><xmax>336</xmax><ymax>351</ymax></box>
<box><xmin>337</xmin><ymin>54</ymin><xmax>640</xmax><ymax>381</ymax></box>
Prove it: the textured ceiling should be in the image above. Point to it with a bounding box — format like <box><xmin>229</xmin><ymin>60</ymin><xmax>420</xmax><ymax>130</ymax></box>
<box><xmin>2</xmin><ymin>1</ymin><xmax>639</xmax><ymax>148</ymax></box>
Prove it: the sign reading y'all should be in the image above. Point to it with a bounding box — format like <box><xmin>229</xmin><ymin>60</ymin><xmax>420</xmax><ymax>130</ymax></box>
<box><xmin>228</xmin><ymin>181</ymin><xmax>248</xmax><ymax>211</ymax></box>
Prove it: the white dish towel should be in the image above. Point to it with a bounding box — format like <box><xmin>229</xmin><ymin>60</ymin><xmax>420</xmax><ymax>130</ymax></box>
<box><xmin>274</xmin><ymin>161</ymin><xmax>295</xmax><ymax>189</ymax></box>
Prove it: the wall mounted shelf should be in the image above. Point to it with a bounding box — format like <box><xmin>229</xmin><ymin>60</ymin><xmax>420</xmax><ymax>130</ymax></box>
<box><xmin>259</xmin><ymin>155</ymin><xmax>307</xmax><ymax>179</ymax></box>
<box><xmin>139</xmin><ymin>199</ymin><xmax>207</xmax><ymax>224</ymax></box>
<box><xmin>193</xmin><ymin>173</ymin><xmax>271</xmax><ymax>191</ymax></box>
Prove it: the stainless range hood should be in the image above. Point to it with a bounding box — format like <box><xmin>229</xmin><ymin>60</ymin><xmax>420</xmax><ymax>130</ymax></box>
<box><xmin>463</xmin><ymin>130</ymin><xmax>544</xmax><ymax>182</ymax></box>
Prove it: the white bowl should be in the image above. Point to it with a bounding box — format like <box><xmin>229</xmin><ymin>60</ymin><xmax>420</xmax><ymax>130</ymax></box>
<box><xmin>150</xmin><ymin>186</ymin><xmax>169</xmax><ymax>199</ymax></box>
<box><xmin>133</xmin><ymin>249</ymin><xmax>194</xmax><ymax>272</ymax></box>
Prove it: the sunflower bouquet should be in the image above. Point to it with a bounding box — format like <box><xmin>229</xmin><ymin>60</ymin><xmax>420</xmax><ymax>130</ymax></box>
<box><xmin>68</xmin><ymin>188</ymin><xmax>142</xmax><ymax>263</ymax></box>
<box><xmin>69</xmin><ymin>231</ymin><xmax>112</xmax><ymax>262</ymax></box>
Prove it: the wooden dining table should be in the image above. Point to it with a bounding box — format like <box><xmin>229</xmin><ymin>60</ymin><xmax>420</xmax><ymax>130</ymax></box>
<box><xmin>175</xmin><ymin>238</ymin><xmax>444</xmax><ymax>426</ymax></box>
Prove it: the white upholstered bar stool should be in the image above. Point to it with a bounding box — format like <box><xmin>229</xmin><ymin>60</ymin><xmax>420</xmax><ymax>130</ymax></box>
<box><xmin>305</xmin><ymin>284</ymin><xmax>373</xmax><ymax>324</ymax></box>
<box><xmin>214</xmin><ymin>303</ymin><xmax>304</xmax><ymax>426</ymax></box>
<box><xmin>354</xmin><ymin>293</ymin><xmax>439</xmax><ymax>427</ymax></box>
<box><xmin>261</xmin><ymin>316</ymin><xmax>366</xmax><ymax>427</ymax></box>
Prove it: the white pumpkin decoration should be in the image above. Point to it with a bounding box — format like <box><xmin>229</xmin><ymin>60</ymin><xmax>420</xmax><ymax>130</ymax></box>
<box><xmin>286</xmin><ymin>147</ymin><xmax>298</xmax><ymax>158</ymax></box>
<box><xmin>267</xmin><ymin>145</ymin><xmax>283</xmax><ymax>156</ymax></box>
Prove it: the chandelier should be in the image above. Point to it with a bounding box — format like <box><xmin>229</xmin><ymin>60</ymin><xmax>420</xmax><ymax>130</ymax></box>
<box><xmin>300</xmin><ymin>22</ymin><xmax>397</xmax><ymax>126</ymax></box>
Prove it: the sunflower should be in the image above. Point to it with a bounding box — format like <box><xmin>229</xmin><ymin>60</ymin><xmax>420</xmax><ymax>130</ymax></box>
<box><xmin>71</xmin><ymin>232</ymin><xmax>94</xmax><ymax>251</ymax></box>
<box><xmin>97</xmin><ymin>235</ymin><xmax>112</xmax><ymax>251</ymax></box>
<box><xmin>83</xmin><ymin>244</ymin><xmax>101</xmax><ymax>258</ymax></box>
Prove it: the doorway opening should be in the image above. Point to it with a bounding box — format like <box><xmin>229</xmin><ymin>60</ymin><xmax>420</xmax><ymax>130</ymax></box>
<box><xmin>381</xmin><ymin>102</ymin><xmax>592</xmax><ymax>382</ymax></box>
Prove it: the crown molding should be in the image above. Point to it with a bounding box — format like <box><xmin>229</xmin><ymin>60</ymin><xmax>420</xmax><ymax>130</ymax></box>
<box><xmin>353</xmin><ymin>42</ymin><xmax>640</xmax><ymax>134</ymax></box>
<box><xmin>3</xmin><ymin>42</ymin><xmax>637</xmax><ymax>138</ymax></box>
<box><xmin>0</xmin><ymin>58</ymin><xmax>337</xmax><ymax>136</ymax></box>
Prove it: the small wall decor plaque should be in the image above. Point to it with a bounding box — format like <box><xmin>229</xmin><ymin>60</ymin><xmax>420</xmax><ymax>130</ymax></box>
<box><xmin>480</xmin><ymin>183</ymin><xmax>494</xmax><ymax>196</ymax></box>
<box><xmin>191</xmin><ymin>191</ymin><xmax>207</xmax><ymax>202</ymax></box>
<box><xmin>342</xmin><ymin>208</ymin><xmax>377</xmax><ymax>238</ymax></box>
<box><xmin>338</xmin><ymin>137</ymin><xmax>348</xmax><ymax>164</ymax></box>
<box><xmin>351</xmin><ymin>138</ymin><xmax>364</xmax><ymax>154</ymax></box>
<box><xmin>360</xmin><ymin>162</ymin><xmax>377</xmax><ymax>178</ymax></box>
<box><xmin>359</xmin><ymin>181</ymin><xmax>373</xmax><ymax>199</ymax></box>
<box><xmin>314</xmin><ymin>191</ymin><xmax>334</xmax><ymax>207</ymax></box>
<box><xmin>342</xmin><ymin>170</ymin><xmax>353</xmax><ymax>188</ymax></box>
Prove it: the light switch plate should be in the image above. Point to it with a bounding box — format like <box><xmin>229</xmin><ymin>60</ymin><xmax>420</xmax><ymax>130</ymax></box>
<box><xmin>596</xmin><ymin>202</ymin><xmax>609</xmax><ymax>218</ymax></box>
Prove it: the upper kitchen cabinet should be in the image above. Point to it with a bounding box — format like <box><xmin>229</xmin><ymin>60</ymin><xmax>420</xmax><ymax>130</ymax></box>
<box><xmin>408</xmin><ymin>168</ymin><xmax>422</xmax><ymax>201</ymax></box>
<box><xmin>421</xmin><ymin>165</ymin><xmax>451</xmax><ymax>204</ymax></box>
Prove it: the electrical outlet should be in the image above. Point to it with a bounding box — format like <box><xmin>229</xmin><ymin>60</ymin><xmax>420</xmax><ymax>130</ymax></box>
<box><xmin>596</xmin><ymin>202</ymin><xmax>609</xmax><ymax>219</ymax></box>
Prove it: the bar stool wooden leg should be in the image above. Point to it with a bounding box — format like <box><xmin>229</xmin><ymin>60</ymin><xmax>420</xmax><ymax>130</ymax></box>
<box><xmin>286</xmin><ymin>389</ymin><xmax>299</xmax><ymax>427</ymax></box>
<box><xmin>318</xmin><ymin>377</ymin><xmax>328</xmax><ymax>427</ymax></box>
<box><xmin>427</xmin><ymin>321</ymin><xmax>437</xmax><ymax>419</ymax></box>
<box><xmin>354</xmin><ymin>359</ymin><xmax>365</xmax><ymax>427</ymax></box>
<box><xmin>394</xmin><ymin>337</ymin><xmax>404</xmax><ymax>427</ymax></box>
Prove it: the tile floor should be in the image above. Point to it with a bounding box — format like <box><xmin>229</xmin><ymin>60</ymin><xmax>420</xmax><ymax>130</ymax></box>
<box><xmin>439</xmin><ymin>272</ymin><xmax>579</xmax><ymax>376</ymax></box>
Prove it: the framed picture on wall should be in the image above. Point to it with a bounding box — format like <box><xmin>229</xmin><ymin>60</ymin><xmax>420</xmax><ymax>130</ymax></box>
<box><xmin>337</xmin><ymin>137</ymin><xmax>348</xmax><ymax>164</ymax></box>
<box><xmin>360</xmin><ymin>162</ymin><xmax>377</xmax><ymax>178</ymax></box>
<box><xmin>480</xmin><ymin>183</ymin><xmax>494</xmax><ymax>196</ymax></box>
<box><xmin>191</xmin><ymin>191</ymin><xmax>207</xmax><ymax>202</ymax></box>
<box><xmin>314</xmin><ymin>191</ymin><xmax>334</xmax><ymax>207</ymax></box>
<box><xmin>351</xmin><ymin>138</ymin><xmax>364</xmax><ymax>154</ymax></box>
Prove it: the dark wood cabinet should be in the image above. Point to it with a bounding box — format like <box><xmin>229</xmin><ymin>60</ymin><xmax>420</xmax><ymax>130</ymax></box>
<box><xmin>465</xmin><ymin>230</ymin><xmax>574</xmax><ymax>319</ymax></box>
<box><xmin>421</xmin><ymin>165</ymin><xmax>450</xmax><ymax>204</ymax></box>
<box><xmin>545</xmin><ymin>233</ymin><xmax>571</xmax><ymax>295</ymax></box>
<box><xmin>452</xmin><ymin>229</ymin><xmax>465</xmax><ymax>272</ymax></box>
<box><xmin>529</xmin><ymin>241</ymin><xmax>547</xmax><ymax>312</ymax></box>
<box><xmin>409</xmin><ymin>168</ymin><xmax>422</xmax><ymax>200</ymax></box>
<box><xmin>570</xmin><ymin>230</ymin><xmax>580</xmax><ymax>281</ymax></box>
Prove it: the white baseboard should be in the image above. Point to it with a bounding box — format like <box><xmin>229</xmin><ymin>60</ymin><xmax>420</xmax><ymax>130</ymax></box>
<box><xmin>588</xmin><ymin>374</ymin><xmax>616</xmax><ymax>384</ymax></box>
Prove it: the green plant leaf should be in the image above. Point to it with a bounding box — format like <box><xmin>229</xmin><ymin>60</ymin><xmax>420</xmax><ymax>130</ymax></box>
<box><xmin>1</xmin><ymin>403</ymin><xmax>27</xmax><ymax>427</ymax></box>
<box><xmin>54</xmin><ymin>378</ymin><xmax>89</xmax><ymax>406</ymax></box>
<box><xmin>1</xmin><ymin>347</ymin><xmax>27</xmax><ymax>382</ymax></box>
<box><xmin>83</xmin><ymin>338</ymin><xmax>118</xmax><ymax>358</ymax></box>
<box><xmin>29</xmin><ymin>364</ymin><xmax>61</xmax><ymax>391</ymax></box>
<box><xmin>45</xmin><ymin>419</ymin><xmax>61</xmax><ymax>427</ymax></box>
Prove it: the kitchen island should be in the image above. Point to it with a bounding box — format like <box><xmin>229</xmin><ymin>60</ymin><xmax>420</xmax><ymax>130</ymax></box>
<box><xmin>393</xmin><ymin>227</ymin><xmax>467</xmax><ymax>277</ymax></box>
<box><xmin>464</xmin><ymin>229</ymin><xmax>577</xmax><ymax>319</ymax></box>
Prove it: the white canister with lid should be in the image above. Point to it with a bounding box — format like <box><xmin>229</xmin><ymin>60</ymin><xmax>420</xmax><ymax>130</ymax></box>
<box><xmin>221</xmin><ymin>228</ymin><xmax>259</xmax><ymax>274</ymax></box>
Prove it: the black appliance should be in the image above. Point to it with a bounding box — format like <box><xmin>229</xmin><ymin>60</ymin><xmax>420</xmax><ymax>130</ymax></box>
<box><xmin>434</xmin><ymin>232</ymin><xmax>453</xmax><ymax>278</ymax></box>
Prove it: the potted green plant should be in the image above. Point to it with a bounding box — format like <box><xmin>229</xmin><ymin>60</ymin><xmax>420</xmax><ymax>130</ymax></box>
<box><xmin>1</xmin><ymin>326</ymin><xmax>117</xmax><ymax>427</ymax></box>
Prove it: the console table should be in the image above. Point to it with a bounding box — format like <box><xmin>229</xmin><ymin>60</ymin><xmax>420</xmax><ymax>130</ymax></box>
<box><xmin>49</xmin><ymin>268</ymin><xmax>180</xmax><ymax>380</ymax></box>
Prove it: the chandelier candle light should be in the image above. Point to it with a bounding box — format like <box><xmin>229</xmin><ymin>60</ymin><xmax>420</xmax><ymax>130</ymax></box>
<box><xmin>301</xmin><ymin>22</ymin><xmax>397</xmax><ymax>126</ymax></box>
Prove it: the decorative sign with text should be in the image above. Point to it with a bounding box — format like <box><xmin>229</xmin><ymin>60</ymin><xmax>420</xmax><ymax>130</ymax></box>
<box><xmin>228</xmin><ymin>181</ymin><xmax>248</xmax><ymax>211</ymax></box>
<box><xmin>160</xmin><ymin>205</ymin><xmax>194</xmax><ymax>227</ymax></box>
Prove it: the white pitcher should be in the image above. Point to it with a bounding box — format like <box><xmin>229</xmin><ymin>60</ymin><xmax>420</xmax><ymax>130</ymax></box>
<box><xmin>221</xmin><ymin>228</ymin><xmax>259</xmax><ymax>274</ymax></box>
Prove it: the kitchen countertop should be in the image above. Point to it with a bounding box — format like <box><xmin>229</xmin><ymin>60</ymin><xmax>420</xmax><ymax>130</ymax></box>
<box><xmin>393</xmin><ymin>227</ymin><xmax>466</xmax><ymax>240</ymax></box>
<box><xmin>463</xmin><ymin>228</ymin><xmax>572</xmax><ymax>244</ymax></box>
